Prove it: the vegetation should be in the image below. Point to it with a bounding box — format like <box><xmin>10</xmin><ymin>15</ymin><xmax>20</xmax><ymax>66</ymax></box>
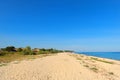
<box><xmin>1</xmin><ymin>46</ymin><xmax>15</xmax><ymax>52</ymax></box>
<box><xmin>64</xmin><ymin>50</ymin><xmax>74</xmax><ymax>53</ymax></box>
<box><xmin>16</xmin><ymin>48</ymin><xmax>23</xmax><ymax>52</ymax></box>
<box><xmin>90</xmin><ymin>67</ymin><xmax>98</xmax><ymax>72</ymax></box>
<box><xmin>84</xmin><ymin>65</ymin><xmax>89</xmax><ymax>67</ymax></box>
<box><xmin>109</xmin><ymin>72</ymin><xmax>114</xmax><ymax>75</ymax></box>
<box><xmin>23</xmin><ymin>46</ymin><xmax>33</xmax><ymax>55</ymax></box>
<box><xmin>0</xmin><ymin>46</ymin><xmax>72</xmax><ymax>63</ymax></box>
<box><xmin>0</xmin><ymin>63</ymin><xmax>7</xmax><ymax>67</ymax></box>
<box><xmin>91</xmin><ymin>57</ymin><xmax>114</xmax><ymax>64</ymax></box>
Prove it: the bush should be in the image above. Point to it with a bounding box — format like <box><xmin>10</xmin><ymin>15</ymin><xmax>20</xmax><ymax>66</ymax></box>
<box><xmin>37</xmin><ymin>51</ymin><xmax>47</xmax><ymax>54</ymax></box>
<box><xmin>17</xmin><ymin>48</ymin><xmax>23</xmax><ymax>52</ymax></box>
<box><xmin>30</xmin><ymin>51</ymin><xmax>37</xmax><ymax>55</ymax></box>
<box><xmin>0</xmin><ymin>51</ymin><xmax>14</xmax><ymax>56</ymax></box>
<box><xmin>5</xmin><ymin>46</ymin><xmax>15</xmax><ymax>52</ymax></box>
<box><xmin>22</xmin><ymin>46</ymin><xmax>32</xmax><ymax>55</ymax></box>
<box><xmin>0</xmin><ymin>51</ymin><xmax>6</xmax><ymax>56</ymax></box>
<box><xmin>23</xmin><ymin>51</ymin><xmax>30</xmax><ymax>55</ymax></box>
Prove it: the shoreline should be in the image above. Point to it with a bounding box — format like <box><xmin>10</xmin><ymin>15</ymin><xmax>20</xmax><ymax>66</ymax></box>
<box><xmin>75</xmin><ymin>52</ymin><xmax>120</xmax><ymax>61</ymax></box>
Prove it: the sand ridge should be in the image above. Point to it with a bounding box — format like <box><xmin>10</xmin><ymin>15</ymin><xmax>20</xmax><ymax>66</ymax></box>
<box><xmin>0</xmin><ymin>52</ymin><xmax>120</xmax><ymax>80</ymax></box>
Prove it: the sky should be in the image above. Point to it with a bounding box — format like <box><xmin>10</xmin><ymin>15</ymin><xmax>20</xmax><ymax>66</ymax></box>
<box><xmin>0</xmin><ymin>0</ymin><xmax>120</xmax><ymax>51</ymax></box>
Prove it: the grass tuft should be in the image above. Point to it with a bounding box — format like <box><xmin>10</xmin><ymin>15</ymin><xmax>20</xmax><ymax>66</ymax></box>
<box><xmin>91</xmin><ymin>57</ymin><xmax>114</xmax><ymax>64</ymax></box>
<box><xmin>0</xmin><ymin>63</ymin><xmax>7</xmax><ymax>67</ymax></box>
<box><xmin>109</xmin><ymin>72</ymin><xmax>114</xmax><ymax>75</ymax></box>
<box><xmin>84</xmin><ymin>65</ymin><xmax>89</xmax><ymax>67</ymax></box>
<box><xmin>90</xmin><ymin>67</ymin><xmax>98</xmax><ymax>72</ymax></box>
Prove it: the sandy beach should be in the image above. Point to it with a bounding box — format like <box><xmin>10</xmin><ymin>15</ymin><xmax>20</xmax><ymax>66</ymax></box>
<box><xmin>0</xmin><ymin>52</ymin><xmax>120</xmax><ymax>80</ymax></box>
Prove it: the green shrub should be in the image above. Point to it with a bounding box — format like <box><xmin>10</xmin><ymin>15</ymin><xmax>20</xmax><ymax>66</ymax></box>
<box><xmin>22</xmin><ymin>46</ymin><xmax>32</xmax><ymax>55</ymax></box>
<box><xmin>38</xmin><ymin>51</ymin><xmax>49</xmax><ymax>54</ymax></box>
<box><xmin>17</xmin><ymin>48</ymin><xmax>23</xmax><ymax>52</ymax></box>
<box><xmin>0</xmin><ymin>51</ymin><xmax>6</xmax><ymax>56</ymax></box>
<box><xmin>30</xmin><ymin>51</ymin><xmax>37</xmax><ymax>55</ymax></box>
<box><xmin>0</xmin><ymin>51</ymin><xmax>14</xmax><ymax>56</ymax></box>
<box><xmin>23</xmin><ymin>51</ymin><xmax>30</xmax><ymax>55</ymax></box>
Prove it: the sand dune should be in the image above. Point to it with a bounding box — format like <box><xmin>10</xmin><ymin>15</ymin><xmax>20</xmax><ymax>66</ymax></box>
<box><xmin>0</xmin><ymin>52</ymin><xmax>120</xmax><ymax>80</ymax></box>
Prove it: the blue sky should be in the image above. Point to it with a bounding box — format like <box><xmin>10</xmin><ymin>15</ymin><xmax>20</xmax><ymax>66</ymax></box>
<box><xmin>0</xmin><ymin>0</ymin><xmax>120</xmax><ymax>51</ymax></box>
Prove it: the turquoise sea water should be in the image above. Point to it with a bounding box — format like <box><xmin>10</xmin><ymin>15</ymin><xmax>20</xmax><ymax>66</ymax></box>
<box><xmin>77</xmin><ymin>52</ymin><xmax>120</xmax><ymax>60</ymax></box>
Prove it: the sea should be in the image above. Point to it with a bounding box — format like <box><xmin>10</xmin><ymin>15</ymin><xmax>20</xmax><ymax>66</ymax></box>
<box><xmin>76</xmin><ymin>52</ymin><xmax>120</xmax><ymax>60</ymax></box>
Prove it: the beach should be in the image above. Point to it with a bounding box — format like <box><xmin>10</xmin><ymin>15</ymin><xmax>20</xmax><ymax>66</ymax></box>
<box><xmin>0</xmin><ymin>52</ymin><xmax>120</xmax><ymax>80</ymax></box>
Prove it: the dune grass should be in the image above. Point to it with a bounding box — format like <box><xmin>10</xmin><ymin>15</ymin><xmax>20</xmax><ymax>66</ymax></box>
<box><xmin>109</xmin><ymin>72</ymin><xmax>114</xmax><ymax>75</ymax></box>
<box><xmin>91</xmin><ymin>57</ymin><xmax>114</xmax><ymax>64</ymax></box>
<box><xmin>0</xmin><ymin>63</ymin><xmax>7</xmax><ymax>67</ymax></box>
<box><xmin>90</xmin><ymin>67</ymin><xmax>98</xmax><ymax>72</ymax></box>
<box><xmin>0</xmin><ymin>52</ymin><xmax>53</xmax><ymax>63</ymax></box>
<box><xmin>83</xmin><ymin>65</ymin><xmax>89</xmax><ymax>67</ymax></box>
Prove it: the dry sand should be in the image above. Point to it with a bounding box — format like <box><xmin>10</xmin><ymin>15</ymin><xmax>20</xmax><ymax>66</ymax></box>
<box><xmin>0</xmin><ymin>52</ymin><xmax>120</xmax><ymax>80</ymax></box>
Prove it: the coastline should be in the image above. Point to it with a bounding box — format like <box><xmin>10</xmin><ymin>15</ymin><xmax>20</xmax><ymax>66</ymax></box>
<box><xmin>0</xmin><ymin>52</ymin><xmax>120</xmax><ymax>80</ymax></box>
<box><xmin>76</xmin><ymin>52</ymin><xmax>120</xmax><ymax>61</ymax></box>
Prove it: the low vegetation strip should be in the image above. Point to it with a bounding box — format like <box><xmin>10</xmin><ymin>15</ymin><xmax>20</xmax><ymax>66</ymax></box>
<box><xmin>0</xmin><ymin>53</ymin><xmax>53</xmax><ymax>63</ymax></box>
<box><xmin>0</xmin><ymin>46</ymin><xmax>73</xmax><ymax>63</ymax></box>
<box><xmin>91</xmin><ymin>57</ymin><xmax>114</xmax><ymax>64</ymax></box>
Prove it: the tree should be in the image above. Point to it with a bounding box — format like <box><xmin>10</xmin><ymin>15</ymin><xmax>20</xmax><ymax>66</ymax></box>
<box><xmin>5</xmin><ymin>46</ymin><xmax>15</xmax><ymax>52</ymax></box>
<box><xmin>26</xmin><ymin>46</ymin><xmax>31</xmax><ymax>52</ymax></box>
<box><xmin>40</xmin><ymin>48</ymin><xmax>46</xmax><ymax>51</ymax></box>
